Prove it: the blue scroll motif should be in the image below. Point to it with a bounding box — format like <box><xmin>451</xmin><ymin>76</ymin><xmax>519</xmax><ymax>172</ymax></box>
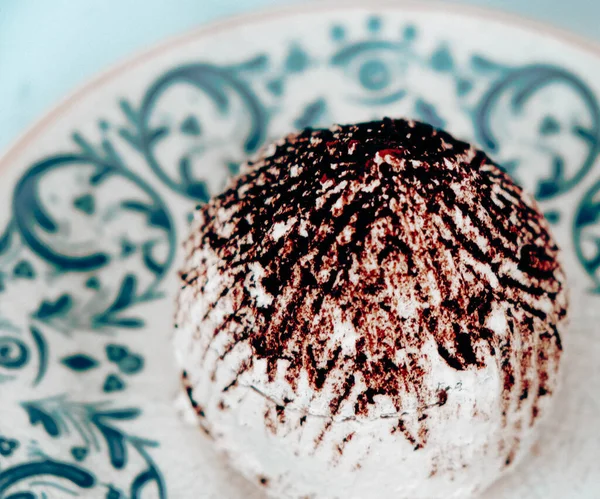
<box><xmin>118</xmin><ymin>59</ymin><xmax>269</xmax><ymax>201</ymax></box>
<box><xmin>10</xmin><ymin>133</ymin><xmax>176</xmax><ymax>332</ymax></box>
<box><xmin>474</xmin><ymin>64</ymin><xmax>600</xmax><ymax>199</ymax></box>
<box><xmin>0</xmin><ymin>460</ymin><xmax>96</xmax><ymax>498</ymax></box>
<box><xmin>0</xmin><ymin>325</ymin><xmax>46</xmax><ymax>387</ymax></box>
<box><xmin>12</xmin><ymin>135</ymin><xmax>175</xmax><ymax>276</ymax></box>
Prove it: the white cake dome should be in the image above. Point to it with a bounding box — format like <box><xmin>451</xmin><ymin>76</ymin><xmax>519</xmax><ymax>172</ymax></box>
<box><xmin>174</xmin><ymin>118</ymin><xmax>567</xmax><ymax>499</ymax></box>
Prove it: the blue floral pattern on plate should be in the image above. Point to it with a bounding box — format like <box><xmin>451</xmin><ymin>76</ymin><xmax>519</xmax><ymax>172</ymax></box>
<box><xmin>0</xmin><ymin>8</ymin><xmax>599</xmax><ymax>498</ymax></box>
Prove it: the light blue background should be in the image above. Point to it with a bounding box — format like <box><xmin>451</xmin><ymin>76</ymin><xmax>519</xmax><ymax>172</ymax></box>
<box><xmin>1</xmin><ymin>0</ymin><xmax>598</xmax><ymax>155</ymax></box>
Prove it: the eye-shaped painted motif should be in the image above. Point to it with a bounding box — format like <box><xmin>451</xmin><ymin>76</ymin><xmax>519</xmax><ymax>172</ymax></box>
<box><xmin>330</xmin><ymin>18</ymin><xmax>417</xmax><ymax>106</ymax></box>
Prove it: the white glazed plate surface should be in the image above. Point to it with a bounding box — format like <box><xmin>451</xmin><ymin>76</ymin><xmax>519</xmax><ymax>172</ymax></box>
<box><xmin>0</xmin><ymin>2</ymin><xmax>599</xmax><ymax>498</ymax></box>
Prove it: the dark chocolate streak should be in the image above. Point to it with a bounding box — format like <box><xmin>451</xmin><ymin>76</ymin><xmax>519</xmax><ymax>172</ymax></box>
<box><xmin>178</xmin><ymin>118</ymin><xmax>566</xmax><ymax>458</ymax></box>
<box><xmin>181</xmin><ymin>370</ymin><xmax>211</xmax><ymax>437</ymax></box>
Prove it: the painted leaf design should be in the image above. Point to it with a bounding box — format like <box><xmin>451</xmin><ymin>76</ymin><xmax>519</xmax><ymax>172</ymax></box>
<box><xmin>61</xmin><ymin>354</ymin><xmax>99</xmax><ymax>372</ymax></box>
<box><xmin>101</xmin><ymin>317</ymin><xmax>145</xmax><ymax>329</ymax></box>
<box><xmin>93</xmin><ymin>420</ymin><xmax>128</xmax><ymax>469</ymax></box>
<box><xmin>21</xmin><ymin>403</ymin><xmax>60</xmax><ymax>437</ymax></box>
<box><xmin>103</xmin><ymin>374</ymin><xmax>125</xmax><ymax>393</ymax></box>
<box><xmin>430</xmin><ymin>45</ymin><xmax>454</xmax><ymax>72</ymax></box>
<box><xmin>95</xmin><ymin>409</ymin><xmax>140</xmax><ymax>420</ymax></box>
<box><xmin>294</xmin><ymin>98</ymin><xmax>327</xmax><ymax>129</ymax></box>
<box><xmin>141</xmin><ymin>241</ymin><xmax>164</xmax><ymax>276</ymax></box>
<box><xmin>106</xmin><ymin>275</ymin><xmax>136</xmax><ymax>314</ymax></box>
<box><xmin>105</xmin><ymin>344</ymin><xmax>129</xmax><ymax>362</ymax></box>
<box><xmin>118</xmin><ymin>354</ymin><xmax>144</xmax><ymax>375</ymax></box>
<box><xmin>34</xmin><ymin>294</ymin><xmax>73</xmax><ymax>320</ymax></box>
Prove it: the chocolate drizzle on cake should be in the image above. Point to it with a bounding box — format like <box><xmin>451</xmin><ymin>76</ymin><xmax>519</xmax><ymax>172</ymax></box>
<box><xmin>177</xmin><ymin>118</ymin><xmax>567</xmax><ymax>462</ymax></box>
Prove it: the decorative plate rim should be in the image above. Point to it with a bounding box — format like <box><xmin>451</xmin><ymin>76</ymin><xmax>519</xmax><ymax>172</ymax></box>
<box><xmin>2</xmin><ymin>0</ymin><xmax>600</xmax><ymax>174</ymax></box>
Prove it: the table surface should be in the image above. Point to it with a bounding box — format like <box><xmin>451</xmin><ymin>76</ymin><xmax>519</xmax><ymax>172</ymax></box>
<box><xmin>1</xmin><ymin>0</ymin><xmax>599</xmax><ymax>155</ymax></box>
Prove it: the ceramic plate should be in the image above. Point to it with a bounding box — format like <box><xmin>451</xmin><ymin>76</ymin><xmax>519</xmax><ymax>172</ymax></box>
<box><xmin>1</xmin><ymin>2</ymin><xmax>599</xmax><ymax>498</ymax></box>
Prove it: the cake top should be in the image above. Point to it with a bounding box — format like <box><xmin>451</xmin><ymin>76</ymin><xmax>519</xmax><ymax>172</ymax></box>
<box><xmin>180</xmin><ymin>118</ymin><xmax>566</xmax><ymax>448</ymax></box>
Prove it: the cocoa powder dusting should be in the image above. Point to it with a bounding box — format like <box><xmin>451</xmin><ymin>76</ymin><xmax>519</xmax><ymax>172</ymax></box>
<box><xmin>181</xmin><ymin>370</ymin><xmax>211</xmax><ymax>437</ymax></box>
<box><xmin>178</xmin><ymin>118</ymin><xmax>567</xmax><ymax>461</ymax></box>
<box><xmin>182</xmin><ymin>371</ymin><xmax>205</xmax><ymax>418</ymax></box>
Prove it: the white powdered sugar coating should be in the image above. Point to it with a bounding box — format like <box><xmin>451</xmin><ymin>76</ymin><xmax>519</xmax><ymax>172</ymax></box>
<box><xmin>174</xmin><ymin>119</ymin><xmax>568</xmax><ymax>499</ymax></box>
